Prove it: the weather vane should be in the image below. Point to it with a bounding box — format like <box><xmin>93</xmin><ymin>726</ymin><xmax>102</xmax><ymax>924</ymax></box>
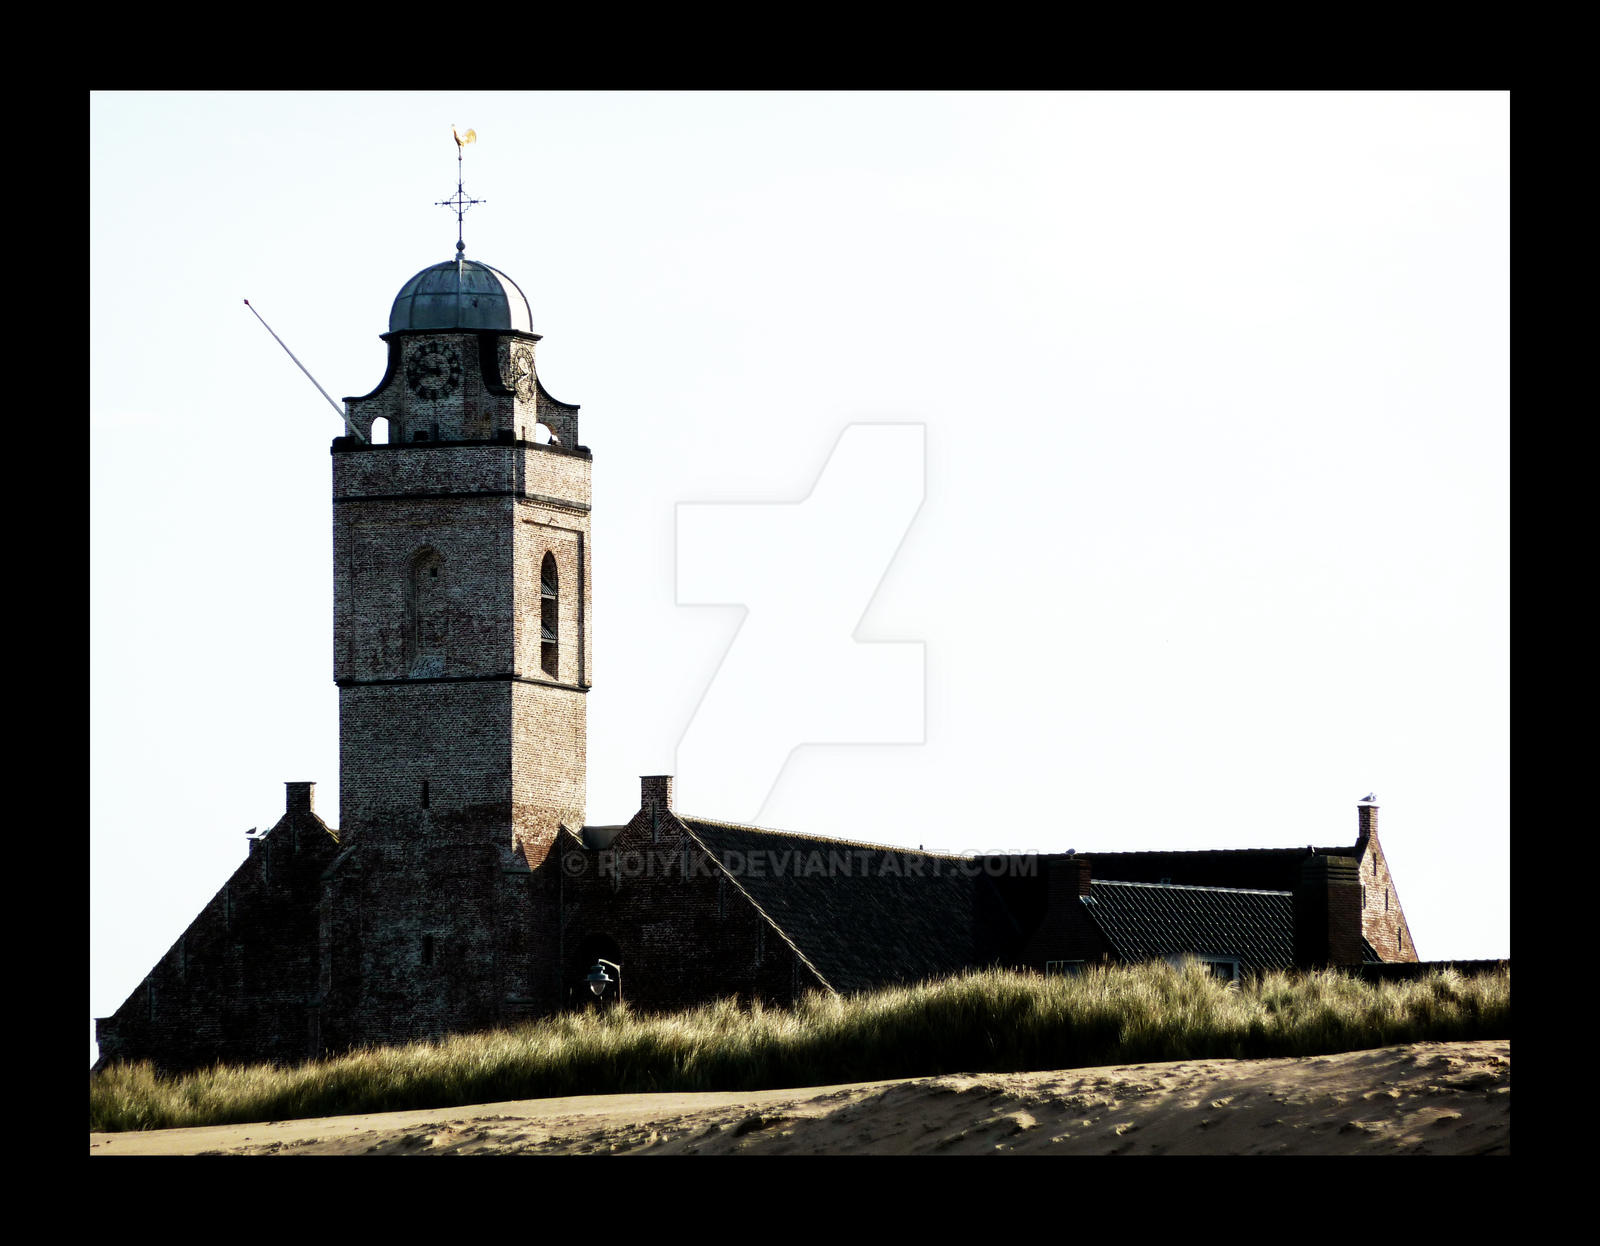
<box><xmin>436</xmin><ymin>126</ymin><xmax>482</xmax><ymax>258</ymax></box>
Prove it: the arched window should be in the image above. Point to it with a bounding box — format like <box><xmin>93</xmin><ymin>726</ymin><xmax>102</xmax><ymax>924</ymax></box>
<box><xmin>371</xmin><ymin>416</ymin><xmax>389</xmax><ymax>445</ymax></box>
<box><xmin>407</xmin><ymin>547</ymin><xmax>447</xmax><ymax>675</ymax></box>
<box><xmin>540</xmin><ymin>552</ymin><xmax>559</xmax><ymax>678</ymax></box>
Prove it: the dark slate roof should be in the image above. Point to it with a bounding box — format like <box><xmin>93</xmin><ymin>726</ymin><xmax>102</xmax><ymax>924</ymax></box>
<box><xmin>388</xmin><ymin>259</ymin><xmax>534</xmax><ymax>333</ymax></box>
<box><xmin>1085</xmin><ymin>880</ymin><xmax>1296</xmax><ymax>973</ymax></box>
<box><xmin>680</xmin><ymin>818</ymin><xmax>981</xmax><ymax>996</ymax></box>
<box><xmin>1081</xmin><ymin>846</ymin><xmax>1355</xmax><ymax>892</ymax></box>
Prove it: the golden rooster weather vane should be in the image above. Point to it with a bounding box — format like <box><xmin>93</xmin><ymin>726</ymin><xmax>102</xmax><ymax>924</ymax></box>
<box><xmin>437</xmin><ymin>126</ymin><xmax>483</xmax><ymax>259</ymax></box>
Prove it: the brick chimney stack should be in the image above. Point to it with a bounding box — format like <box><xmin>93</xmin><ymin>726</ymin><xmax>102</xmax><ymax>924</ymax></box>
<box><xmin>286</xmin><ymin>782</ymin><xmax>315</xmax><ymax>815</ymax></box>
<box><xmin>1294</xmin><ymin>852</ymin><xmax>1364</xmax><ymax>966</ymax></box>
<box><xmin>1357</xmin><ymin>794</ymin><xmax>1378</xmax><ymax>845</ymax></box>
<box><xmin>640</xmin><ymin>775</ymin><xmax>675</xmax><ymax>814</ymax></box>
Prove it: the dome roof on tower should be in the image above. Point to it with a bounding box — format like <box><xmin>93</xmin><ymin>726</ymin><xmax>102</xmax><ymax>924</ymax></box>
<box><xmin>388</xmin><ymin>259</ymin><xmax>533</xmax><ymax>333</ymax></box>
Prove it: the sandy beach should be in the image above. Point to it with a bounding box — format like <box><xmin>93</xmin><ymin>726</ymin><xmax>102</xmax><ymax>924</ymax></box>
<box><xmin>90</xmin><ymin>1039</ymin><xmax>1507</xmax><ymax>1156</ymax></box>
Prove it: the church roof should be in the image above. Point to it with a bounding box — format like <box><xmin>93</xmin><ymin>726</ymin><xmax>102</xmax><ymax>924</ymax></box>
<box><xmin>1083</xmin><ymin>880</ymin><xmax>1296</xmax><ymax>973</ymax></box>
<box><xmin>389</xmin><ymin>258</ymin><xmax>533</xmax><ymax>333</ymax></box>
<box><xmin>1079</xmin><ymin>846</ymin><xmax>1358</xmax><ymax>892</ymax></box>
<box><xmin>680</xmin><ymin>818</ymin><xmax>982</xmax><ymax>995</ymax></box>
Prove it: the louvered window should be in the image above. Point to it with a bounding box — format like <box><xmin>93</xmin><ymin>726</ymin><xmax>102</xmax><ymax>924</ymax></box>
<box><xmin>540</xmin><ymin>552</ymin><xmax>558</xmax><ymax>678</ymax></box>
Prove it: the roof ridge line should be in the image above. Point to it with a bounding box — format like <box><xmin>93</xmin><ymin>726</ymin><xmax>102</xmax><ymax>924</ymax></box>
<box><xmin>679</xmin><ymin>814</ymin><xmax>973</xmax><ymax>861</ymax></box>
<box><xmin>1094</xmin><ymin>879</ymin><xmax>1294</xmax><ymax>896</ymax></box>
<box><xmin>1086</xmin><ymin>844</ymin><xmax>1354</xmax><ymax>856</ymax></box>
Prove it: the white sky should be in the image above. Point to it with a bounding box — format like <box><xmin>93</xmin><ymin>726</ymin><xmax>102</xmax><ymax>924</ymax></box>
<box><xmin>90</xmin><ymin>91</ymin><xmax>1509</xmax><ymax>1064</ymax></box>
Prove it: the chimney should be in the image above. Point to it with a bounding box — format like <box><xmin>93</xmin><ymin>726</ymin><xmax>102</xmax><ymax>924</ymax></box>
<box><xmin>1047</xmin><ymin>853</ymin><xmax>1093</xmax><ymax>901</ymax></box>
<box><xmin>1294</xmin><ymin>853</ymin><xmax>1364</xmax><ymax>967</ymax></box>
<box><xmin>286</xmin><ymin>782</ymin><xmax>316</xmax><ymax>815</ymax></box>
<box><xmin>640</xmin><ymin>775</ymin><xmax>674</xmax><ymax>814</ymax></box>
<box><xmin>1020</xmin><ymin>854</ymin><xmax>1100</xmax><ymax>969</ymax></box>
<box><xmin>1357</xmin><ymin>795</ymin><xmax>1378</xmax><ymax>845</ymax></box>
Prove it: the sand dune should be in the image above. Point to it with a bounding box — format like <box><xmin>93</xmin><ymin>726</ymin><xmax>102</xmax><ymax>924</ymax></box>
<box><xmin>89</xmin><ymin>1039</ymin><xmax>1508</xmax><ymax>1156</ymax></box>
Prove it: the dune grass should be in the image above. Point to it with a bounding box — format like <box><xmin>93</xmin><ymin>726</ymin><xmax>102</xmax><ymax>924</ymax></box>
<box><xmin>89</xmin><ymin>961</ymin><xmax>1509</xmax><ymax>1133</ymax></box>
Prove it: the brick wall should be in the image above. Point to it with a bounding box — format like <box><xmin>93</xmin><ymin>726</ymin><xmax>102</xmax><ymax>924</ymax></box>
<box><xmin>1293</xmin><ymin>853</ymin><xmax>1365</xmax><ymax>967</ymax></box>
<box><xmin>1355</xmin><ymin>804</ymin><xmax>1419</xmax><ymax>962</ymax></box>
<box><xmin>94</xmin><ymin>786</ymin><xmax>339</xmax><ymax>1073</ymax></box>
<box><xmin>552</xmin><ymin>793</ymin><xmax>825</xmax><ymax>1014</ymax></box>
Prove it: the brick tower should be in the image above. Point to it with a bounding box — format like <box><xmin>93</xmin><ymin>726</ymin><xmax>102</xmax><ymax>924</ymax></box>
<box><xmin>318</xmin><ymin>251</ymin><xmax>591</xmax><ymax>1048</ymax></box>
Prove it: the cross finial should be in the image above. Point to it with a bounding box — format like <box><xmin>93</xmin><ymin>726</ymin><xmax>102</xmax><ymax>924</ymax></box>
<box><xmin>436</xmin><ymin>126</ymin><xmax>484</xmax><ymax>258</ymax></box>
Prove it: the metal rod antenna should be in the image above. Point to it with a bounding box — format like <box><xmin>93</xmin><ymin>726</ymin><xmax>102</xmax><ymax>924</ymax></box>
<box><xmin>243</xmin><ymin>299</ymin><xmax>366</xmax><ymax>443</ymax></box>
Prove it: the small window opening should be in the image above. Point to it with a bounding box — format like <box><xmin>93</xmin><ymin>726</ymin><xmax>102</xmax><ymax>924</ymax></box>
<box><xmin>540</xmin><ymin>552</ymin><xmax>559</xmax><ymax>678</ymax></box>
<box><xmin>371</xmin><ymin>416</ymin><xmax>389</xmax><ymax>445</ymax></box>
<box><xmin>413</xmin><ymin>429</ymin><xmax>430</xmax><ymax>442</ymax></box>
<box><xmin>420</xmin><ymin>780</ymin><xmax>430</xmax><ymax>808</ymax></box>
<box><xmin>421</xmin><ymin>936</ymin><xmax>435</xmax><ymax>967</ymax></box>
<box><xmin>408</xmin><ymin>548</ymin><xmax>447</xmax><ymax>672</ymax></box>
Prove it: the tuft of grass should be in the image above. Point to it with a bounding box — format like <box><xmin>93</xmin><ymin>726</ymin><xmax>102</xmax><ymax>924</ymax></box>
<box><xmin>90</xmin><ymin>961</ymin><xmax>1508</xmax><ymax>1132</ymax></box>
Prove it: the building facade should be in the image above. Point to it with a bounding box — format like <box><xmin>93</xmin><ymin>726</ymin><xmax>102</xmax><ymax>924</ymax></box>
<box><xmin>94</xmin><ymin>252</ymin><xmax>1420</xmax><ymax>1074</ymax></box>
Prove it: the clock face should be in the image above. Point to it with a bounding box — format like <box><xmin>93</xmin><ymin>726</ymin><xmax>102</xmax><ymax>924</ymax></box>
<box><xmin>406</xmin><ymin>340</ymin><xmax>462</xmax><ymax>400</ymax></box>
<box><xmin>509</xmin><ymin>344</ymin><xmax>535</xmax><ymax>403</ymax></box>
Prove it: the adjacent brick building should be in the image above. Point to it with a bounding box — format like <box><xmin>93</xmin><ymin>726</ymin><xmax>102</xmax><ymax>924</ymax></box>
<box><xmin>94</xmin><ymin>250</ymin><xmax>1420</xmax><ymax>1073</ymax></box>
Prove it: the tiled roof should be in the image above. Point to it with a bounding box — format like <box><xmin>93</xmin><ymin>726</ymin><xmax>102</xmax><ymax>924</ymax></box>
<box><xmin>1081</xmin><ymin>846</ymin><xmax>1353</xmax><ymax>892</ymax></box>
<box><xmin>680</xmin><ymin>818</ymin><xmax>980</xmax><ymax>996</ymax></box>
<box><xmin>1085</xmin><ymin>880</ymin><xmax>1296</xmax><ymax>973</ymax></box>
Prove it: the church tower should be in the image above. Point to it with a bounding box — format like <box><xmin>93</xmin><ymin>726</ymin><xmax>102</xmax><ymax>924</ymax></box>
<box><xmin>320</xmin><ymin>241</ymin><xmax>591</xmax><ymax>1046</ymax></box>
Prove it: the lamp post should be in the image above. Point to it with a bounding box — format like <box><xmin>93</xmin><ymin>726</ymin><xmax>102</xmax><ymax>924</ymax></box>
<box><xmin>584</xmin><ymin>959</ymin><xmax>622</xmax><ymax>1006</ymax></box>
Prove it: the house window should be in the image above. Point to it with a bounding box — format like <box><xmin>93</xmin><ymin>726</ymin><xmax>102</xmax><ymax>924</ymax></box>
<box><xmin>540</xmin><ymin>552</ymin><xmax>559</xmax><ymax>678</ymax></box>
<box><xmin>1201</xmin><ymin>957</ymin><xmax>1240</xmax><ymax>983</ymax></box>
